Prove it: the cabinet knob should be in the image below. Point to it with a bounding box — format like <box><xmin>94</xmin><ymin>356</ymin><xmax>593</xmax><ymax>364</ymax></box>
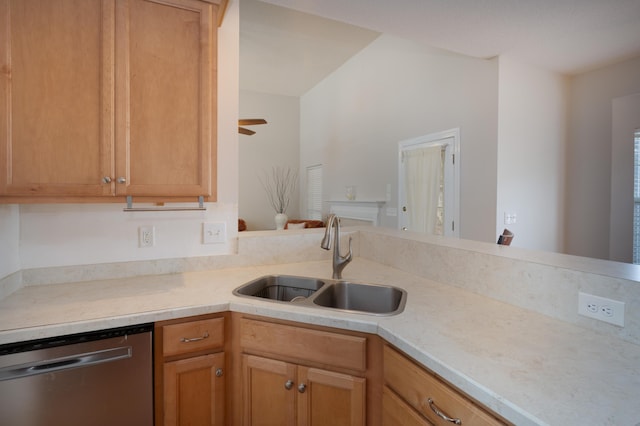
<box><xmin>117</xmin><ymin>177</ymin><xmax>126</xmax><ymax>184</ymax></box>
<box><xmin>102</xmin><ymin>176</ymin><xmax>112</xmax><ymax>183</ymax></box>
<box><xmin>284</xmin><ymin>380</ymin><xmax>294</xmax><ymax>390</ymax></box>
<box><xmin>297</xmin><ymin>383</ymin><xmax>306</xmax><ymax>393</ymax></box>
<box><xmin>215</xmin><ymin>368</ymin><xmax>223</xmax><ymax>378</ymax></box>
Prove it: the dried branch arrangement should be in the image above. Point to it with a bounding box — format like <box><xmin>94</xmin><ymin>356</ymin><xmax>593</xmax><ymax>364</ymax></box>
<box><xmin>260</xmin><ymin>166</ymin><xmax>298</xmax><ymax>214</ymax></box>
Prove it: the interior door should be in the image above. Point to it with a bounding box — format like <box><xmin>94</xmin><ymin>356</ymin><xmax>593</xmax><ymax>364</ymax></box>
<box><xmin>398</xmin><ymin>128</ymin><xmax>460</xmax><ymax>237</ymax></box>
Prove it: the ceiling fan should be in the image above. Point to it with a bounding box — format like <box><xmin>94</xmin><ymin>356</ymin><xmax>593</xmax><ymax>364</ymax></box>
<box><xmin>238</xmin><ymin>118</ymin><xmax>267</xmax><ymax>135</ymax></box>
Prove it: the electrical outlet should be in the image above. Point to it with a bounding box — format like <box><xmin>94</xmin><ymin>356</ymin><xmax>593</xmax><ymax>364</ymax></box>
<box><xmin>578</xmin><ymin>292</ymin><xmax>625</xmax><ymax>327</ymax></box>
<box><xmin>203</xmin><ymin>222</ymin><xmax>226</xmax><ymax>244</ymax></box>
<box><xmin>139</xmin><ymin>226</ymin><xmax>155</xmax><ymax>248</ymax></box>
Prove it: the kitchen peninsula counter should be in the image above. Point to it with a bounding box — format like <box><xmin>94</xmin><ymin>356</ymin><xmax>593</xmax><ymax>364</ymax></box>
<box><xmin>1</xmin><ymin>256</ymin><xmax>639</xmax><ymax>426</ymax></box>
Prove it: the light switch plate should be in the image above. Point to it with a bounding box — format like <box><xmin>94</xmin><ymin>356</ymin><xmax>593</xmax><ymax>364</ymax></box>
<box><xmin>203</xmin><ymin>222</ymin><xmax>226</xmax><ymax>244</ymax></box>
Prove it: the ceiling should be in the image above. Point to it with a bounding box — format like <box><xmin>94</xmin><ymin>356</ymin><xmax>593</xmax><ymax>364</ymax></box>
<box><xmin>239</xmin><ymin>0</ymin><xmax>379</xmax><ymax>96</ymax></box>
<box><xmin>240</xmin><ymin>0</ymin><xmax>640</xmax><ymax>97</ymax></box>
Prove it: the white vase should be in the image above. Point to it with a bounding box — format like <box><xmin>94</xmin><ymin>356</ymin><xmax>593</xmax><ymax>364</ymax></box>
<box><xmin>275</xmin><ymin>213</ymin><xmax>288</xmax><ymax>230</ymax></box>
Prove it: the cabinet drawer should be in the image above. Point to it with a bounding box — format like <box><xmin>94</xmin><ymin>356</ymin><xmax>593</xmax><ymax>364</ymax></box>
<box><xmin>383</xmin><ymin>345</ymin><xmax>507</xmax><ymax>426</ymax></box>
<box><xmin>240</xmin><ymin>318</ymin><xmax>367</xmax><ymax>371</ymax></box>
<box><xmin>163</xmin><ymin>317</ymin><xmax>224</xmax><ymax>357</ymax></box>
<box><xmin>383</xmin><ymin>386</ymin><xmax>432</xmax><ymax>426</ymax></box>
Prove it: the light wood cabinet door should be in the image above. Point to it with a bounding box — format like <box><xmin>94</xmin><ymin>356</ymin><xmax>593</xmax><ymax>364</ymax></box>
<box><xmin>0</xmin><ymin>0</ymin><xmax>115</xmax><ymax>196</ymax></box>
<box><xmin>298</xmin><ymin>366</ymin><xmax>365</xmax><ymax>426</ymax></box>
<box><xmin>164</xmin><ymin>352</ymin><xmax>225</xmax><ymax>426</ymax></box>
<box><xmin>115</xmin><ymin>0</ymin><xmax>216</xmax><ymax>198</ymax></box>
<box><xmin>241</xmin><ymin>354</ymin><xmax>366</xmax><ymax>426</ymax></box>
<box><xmin>242</xmin><ymin>354</ymin><xmax>297</xmax><ymax>426</ymax></box>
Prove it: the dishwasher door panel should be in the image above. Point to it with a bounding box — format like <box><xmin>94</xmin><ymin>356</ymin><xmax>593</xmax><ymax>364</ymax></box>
<box><xmin>0</xmin><ymin>330</ymin><xmax>153</xmax><ymax>426</ymax></box>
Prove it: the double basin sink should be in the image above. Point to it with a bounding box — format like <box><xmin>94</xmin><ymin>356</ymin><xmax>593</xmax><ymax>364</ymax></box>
<box><xmin>233</xmin><ymin>275</ymin><xmax>407</xmax><ymax>316</ymax></box>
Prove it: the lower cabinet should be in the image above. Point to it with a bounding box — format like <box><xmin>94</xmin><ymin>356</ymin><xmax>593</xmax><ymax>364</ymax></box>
<box><xmin>383</xmin><ymin>345</ymin><xmax>511</xmax><ymax>426</ymax></box>
<box><xmin>164</xmin><ymin>353</ymin><xmax>226</xmax><ymax>425</ymax></box>
<box><xmin>152</xmin><ymin>313</ymin><xmax>511</xmax><ymax>425</ymax></box>
<box><xmin>236</xmin><ymin>315</ymin><xmax>372</xmax><ymax>426</ymax></box>
<box><xmin>155</xmin><ymin>314</ymin><xmax>228</xmax><ymax>426</ymax></box>
<box><xmin>242</xmin><ymin>354</ymin><xmax>365</xmax><ymax>425</ymax></box>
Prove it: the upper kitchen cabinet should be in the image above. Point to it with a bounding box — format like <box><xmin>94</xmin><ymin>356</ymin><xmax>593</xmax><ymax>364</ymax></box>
<box><xmin>0</xmin><ymin>0</ymin><xmax>114</xmax><ymax>198</ymax></box>
<box><xmin>115</xmin><ymin>0</ymin><xmax>219</xmax><ymax>199</ymax></box>
<box><xmin>0</xmin><ymin>0</ymin><xmax>226</xmax><ymax>202</ymax></box>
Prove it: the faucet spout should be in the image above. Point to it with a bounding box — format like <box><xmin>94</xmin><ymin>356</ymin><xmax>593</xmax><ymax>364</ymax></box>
<box><xmin>321</xmin><ymin>214</ymin><xmax>353</xmax><ymax>279</ymax></box>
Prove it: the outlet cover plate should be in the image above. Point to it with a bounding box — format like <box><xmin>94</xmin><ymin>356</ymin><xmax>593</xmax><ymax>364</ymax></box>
<box><xmin>578</xmin><ymin>292</ymin><xmax>625</xmax><ymax>327</ymax></box>
<box><xmin>139</xmin><ymin>226</ymin><xmax>155</xmax><ymax>248</ymax></box>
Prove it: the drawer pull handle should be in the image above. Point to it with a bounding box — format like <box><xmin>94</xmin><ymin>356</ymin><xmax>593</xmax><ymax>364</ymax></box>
<box><xmin>284</xmin><ymin>380</ymin><xmax>294</xmax><ymax>390</ymax></box>
<box><xmin>180</xmin><ymin>331</ymin><xmax>209</xmax><ymax>343</ymax></box>
<box><xmin>427</xmin><ymin>398</ymin><xmax>462</xmax><ymax>425</ymax></box>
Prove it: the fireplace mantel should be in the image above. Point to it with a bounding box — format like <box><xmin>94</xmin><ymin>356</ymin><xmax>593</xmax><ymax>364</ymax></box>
<box><xmin>327</xmin><ymin>201</ymin><xmax>386</xmax><ymax>226</ymax></box>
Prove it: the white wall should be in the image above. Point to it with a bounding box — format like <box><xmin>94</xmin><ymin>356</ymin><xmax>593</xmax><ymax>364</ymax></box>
<box><xmin>239</xmin><ymin>90</ymin><xmax>300</xmax><ymax>230</ymax></box>
<box><xmin>567</xmin><ymin>57</ymin><xmax>640</xmax><ymax>260</ymax></box>
<box><xmin>496</xmin><ymin>56</ymin><xmax>569</xmax><ymax>252</ymax></box>
<box><xmin>3</xmin><ymin>0</ymin><xmax>240</xmax><ymax>272</ymax></box>
<box><xmin>299</xmin><ymin>34</ymin><xmax>499</xmax><ymax>243</ymax></box>
<box><xmin>0</xmin><ymin>205</ymin><xmax>20</xmax><ymax>277</ymax></box>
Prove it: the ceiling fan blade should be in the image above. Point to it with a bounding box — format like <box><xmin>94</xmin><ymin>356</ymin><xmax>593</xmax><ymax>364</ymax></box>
<box><xmin>238</xmin><ymin>127</ymin><xmax>256</xmax><ymax>135</ymax></box>
<box><xmin>238</xmin><ymin>118</ymin><xmax>267</xmax><ymax>126</ymax></box>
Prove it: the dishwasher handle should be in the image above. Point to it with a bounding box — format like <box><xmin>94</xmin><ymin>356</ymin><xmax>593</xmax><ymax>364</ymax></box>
<box><xmin>0</xmin><ymin>346</ymin><xmax>132</xmax><ymax>381</ymax></box>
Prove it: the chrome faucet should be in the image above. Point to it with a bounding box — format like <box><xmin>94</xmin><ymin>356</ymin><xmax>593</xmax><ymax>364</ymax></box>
<box><xmin>321</xmin><ymin>214</ymin><xmax>353</xmax><ymax>279</ymax></box>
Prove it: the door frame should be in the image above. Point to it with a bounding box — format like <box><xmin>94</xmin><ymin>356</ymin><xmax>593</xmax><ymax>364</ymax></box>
<box><xmin>398</xmin><ymin>128</ymin><xmax>460</xmax><ymax>237</ymax></box>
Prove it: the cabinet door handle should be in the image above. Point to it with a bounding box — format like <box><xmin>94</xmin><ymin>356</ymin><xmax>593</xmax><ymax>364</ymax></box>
<box><xmin>180</xmin><ymin>331</ymin><xmax>209</xmax><ymax>343</ymax></box>
<box><xmin>427</xmin><ymin>398</ymin><xmax>462</xmax><ymax>425</ymax></box>
<box><xmin>297</xmin><ymin>383</ymin><xmax>306</xmax><ymax>393</ymax></box>
<box><xmin>284</xmin><ymin>380</ymin><xmax>294</xmax><ymax>390</ymax></box>
<box><xmin>215</xmin><ymin>368</ymin><xmax>223</xmax><ymax>377</ymax></box>
<box><xmin>117</xmin><ymin>177</ymin><xmax>126</xmax><ymax>184</ymax></box>
<box><xmin>102</xmin><ymin>176</ymin><xmax>112</xmax><ymax>183</ymax></box>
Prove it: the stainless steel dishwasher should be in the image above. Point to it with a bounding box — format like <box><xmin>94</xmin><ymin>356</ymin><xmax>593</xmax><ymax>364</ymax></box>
<box><xmin>0</xmin><ymin>323</ymin><xmax>153</xmax><ymax>426</ymax></box>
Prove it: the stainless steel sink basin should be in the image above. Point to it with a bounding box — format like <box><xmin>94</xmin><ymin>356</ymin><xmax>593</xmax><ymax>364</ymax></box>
<box><xmin>232</xmin><ymin>275</ymin><xmax>326</xmax><ymax>302</ymax></box>
<box><xmin>233</xmin><ymin>275</ymin><xmax>407</xmax><ymax>316</ymax></box>
<box><xmin>311</xmin><ymin>281</ymin><xmax>406</xmax><ymax>315</ymax></box>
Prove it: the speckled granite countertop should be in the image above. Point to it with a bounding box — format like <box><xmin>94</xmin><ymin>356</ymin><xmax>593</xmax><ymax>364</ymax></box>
<box><xmin>1</xmin><ymin>258</ymin><xmax>639</xmax><ymax>426</ymax></box>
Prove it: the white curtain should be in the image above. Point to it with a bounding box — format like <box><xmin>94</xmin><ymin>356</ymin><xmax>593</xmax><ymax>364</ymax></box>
<box><xmin>403</xmin><ymin>145</ymin><xmax>443</xmax><ymax>234</ymax></box>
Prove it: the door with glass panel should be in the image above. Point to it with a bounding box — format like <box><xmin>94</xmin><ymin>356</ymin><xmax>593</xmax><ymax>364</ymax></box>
<box><xmin>398</xmin><ymin>129</ymin><xmax>459</xmax><ymax>236</ymax></box>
